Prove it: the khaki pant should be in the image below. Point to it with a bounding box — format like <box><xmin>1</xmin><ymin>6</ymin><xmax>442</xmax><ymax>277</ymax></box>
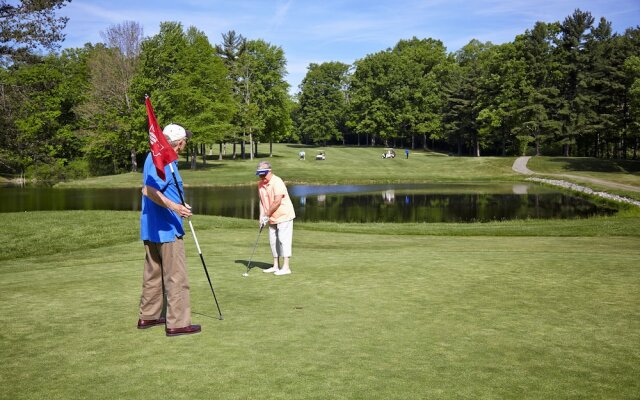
<box><xmin>139</xmin><ymin>239</ymin><xmax>192</xmax><ymax>329</ymax></box>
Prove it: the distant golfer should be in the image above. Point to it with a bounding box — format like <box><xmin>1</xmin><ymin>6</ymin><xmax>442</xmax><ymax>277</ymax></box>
<box><xmin>138</xmin><ymin>124</ymin><xmax>201</xmax><ymax>336</ymax></box>
<box><xmin>405</xmin><ymin>148</ymin><xmax>409</xmax><ymax>159</ymax></box>
<box><xmin>256</xmin><ymin>161</ymin><xmax>296</xmax><ymax>275</ymax></box>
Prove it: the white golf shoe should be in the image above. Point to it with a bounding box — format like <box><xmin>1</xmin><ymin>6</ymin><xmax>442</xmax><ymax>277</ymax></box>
<box><xmin>263</xmin><ymin>266</ymin><xmax>279</xmax><ymax>273</ymax></box>
<box><xmin>274</xmin><ymin>269</ymin><xmax>291</xmax><ymax>276</ymax></box>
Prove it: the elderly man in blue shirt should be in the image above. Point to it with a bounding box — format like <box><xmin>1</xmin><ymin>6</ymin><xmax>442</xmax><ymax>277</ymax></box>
<box><xmin>137</xmin><ymin>123</ymin><xmax>201</xmax><ymax>337</ymax></box>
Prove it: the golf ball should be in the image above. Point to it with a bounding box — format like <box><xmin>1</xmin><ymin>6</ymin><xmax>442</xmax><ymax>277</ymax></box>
<box><xmin>242</xmin><ymin>273</ymin><xmax>249</xmax><ymax>277</ymax></box>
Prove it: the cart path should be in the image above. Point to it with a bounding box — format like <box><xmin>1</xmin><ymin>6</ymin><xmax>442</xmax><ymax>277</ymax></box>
<box><xmin>512</xmin><ymin>156</ymin><xmax>640</xmax><ymax>193</ymax></box>
<box><xmin>511</xmin><ymin>156</ymin><xmax>534</xmax><ymax>175</ymax></box>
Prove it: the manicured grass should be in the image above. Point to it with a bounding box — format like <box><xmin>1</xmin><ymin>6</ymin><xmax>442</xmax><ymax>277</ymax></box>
<box><xmin>4</xmin><ymin>149</ymin><xmax>640</xmax><ymax>399</ymax></box>
<box><xmin>3</xmin><ymin>211</ymin><xmax>640</xmax><ymax>262</ymax></box>
<box><xmin>56</xmin><ymin>144</ymin><xmax>519</xmax><ymax>188</ymax></box>
<box><xmin>1</xmin><ymin>211</ymin><xmax>639</xmax><ymax>399</ymax></box>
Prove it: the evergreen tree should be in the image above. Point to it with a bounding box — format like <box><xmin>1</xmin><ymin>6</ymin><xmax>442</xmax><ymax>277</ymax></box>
<box><xmin>624</xmin><ymin>54</ymin><xmax>640</xmax><ymax>158</ymax></box>
<box><xmin>612</xmin><ymin>27</ymin><xmax>640</xmax><ymax>159</ymax></box>
<box><xmin>579</xmin><ymin>17</ymin><xmax>616</xmax><ymax>157</ymax></box>
<box><xmin>513</xmin><ymin>22</ymin><xmax>563</xmax><ymax>156</ymax></box>
<box><xmin>0</xmin><ymin>0</ymin><xmax>71</xmax><ymax>63</ymax></box>
<box><xmin>242</xmin><ymin>39</ymin><xmax>291</xmax><ymax>157</ymax></box>
<box><xmin>557</xmin><ymin>9</ymin><xmax>595</xmax><ymax>156</ymax></box>
<box><xmin>449</xmin><ymin>39</ymin><xmax>493</xmax><ymax>156</ymax></box>
<box><xmin>215</xmin><ymin>30</ymin><xmax>246</xmax><ymax>159</ymax></box>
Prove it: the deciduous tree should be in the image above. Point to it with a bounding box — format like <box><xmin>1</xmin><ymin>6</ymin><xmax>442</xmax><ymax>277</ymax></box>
<box><xmin>298</xmin><ymin>61</ymin><xmax>350</xmax><ymax>145</ymax></box>
<box><xmin>133</xmin><ymin>22</ymin><xmax>234</xmax><ymax>169</ymax></box>
<box><xmin>80</xmin><ymin>21</ymin><xmax>144</xmax><ymax>173</ymax></box>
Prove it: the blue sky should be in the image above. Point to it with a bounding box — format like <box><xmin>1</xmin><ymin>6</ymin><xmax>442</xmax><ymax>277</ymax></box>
<box><xmin>59</xmin><ymin>0</ymin><xmax>639</xmax><ymax>93</ymax></box>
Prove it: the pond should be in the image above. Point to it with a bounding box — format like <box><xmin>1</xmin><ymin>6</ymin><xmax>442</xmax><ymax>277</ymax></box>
<box><xmin>0</xmin><ymin>183</ymin><xmax>616</xmax><ymax>223</ymax></box>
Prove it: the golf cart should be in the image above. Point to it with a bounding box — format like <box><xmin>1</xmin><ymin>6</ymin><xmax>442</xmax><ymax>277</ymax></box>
<box><xmin>316</xmin><ymin>150</ymin><xmax>326</xmax><ymax>160</ymax></box>
<box><xmin>382</xmin><ymin>148</ymin><xmax>396</xmax><ymax>159</ymax></box>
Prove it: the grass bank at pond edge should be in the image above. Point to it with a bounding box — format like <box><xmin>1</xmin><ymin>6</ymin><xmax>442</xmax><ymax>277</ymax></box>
<box><xmin>3</xmin><ymin>210</ymin><xmax>639</xmax><ymax>262</ymax></box>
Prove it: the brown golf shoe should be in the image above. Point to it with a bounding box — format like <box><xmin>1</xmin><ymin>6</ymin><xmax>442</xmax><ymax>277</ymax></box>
<box><xmin>137</xmin><ymin>317</ymin><xmax>166</xmax><ymax>329</ymax></box>
<box><xmin>166</xmin><ymin>324</ymin><xmax>201</xmax><ymax>337</ymax></box>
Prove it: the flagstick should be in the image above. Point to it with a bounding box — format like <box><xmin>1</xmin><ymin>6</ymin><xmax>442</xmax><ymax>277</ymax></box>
<box><xmin>169</xmin><ymin>163</ymin><xmax>224</xmax><ymax>320</ymax></box>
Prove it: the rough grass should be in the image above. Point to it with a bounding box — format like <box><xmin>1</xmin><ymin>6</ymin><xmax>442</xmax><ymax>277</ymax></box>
<box><xmin>528</xmin><ymin>157</ymin><xmax>640</xmax><ymax>200</ymax></box>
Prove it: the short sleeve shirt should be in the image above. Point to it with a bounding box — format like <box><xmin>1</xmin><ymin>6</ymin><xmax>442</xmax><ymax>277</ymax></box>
<box><xmin>140</xmin><ymin>153</ymin><xmax>185</xmax><ymax>243</ymax></box>
<box><xmin>258</xmin><ymin>174</ymin><xmax>296</xmax><ymax>224</ymax></box>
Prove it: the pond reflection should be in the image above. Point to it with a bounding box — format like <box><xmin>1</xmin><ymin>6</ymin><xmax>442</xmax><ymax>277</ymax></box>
<box><xmin>0</xmin><ymin>183</ymin><xmax>616</xmax><ymax>223</ymax></box>
<box><xmin>289</xmin><ymin>188</ymin><xmax>614</xmax><ymax>223</ymax></box>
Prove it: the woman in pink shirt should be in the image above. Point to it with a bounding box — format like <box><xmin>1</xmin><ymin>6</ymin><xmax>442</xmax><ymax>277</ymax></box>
<box><xmin>256</xmin><ymin>161</ymin><xmax>296</xmax><ymax>275</ymax></box>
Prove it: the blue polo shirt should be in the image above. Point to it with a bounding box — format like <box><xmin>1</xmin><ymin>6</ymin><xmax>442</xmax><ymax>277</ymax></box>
<box><xmin>140</xmin><ymin>153</ymin><xmax>185</xmax><ymax>243</ymax></box>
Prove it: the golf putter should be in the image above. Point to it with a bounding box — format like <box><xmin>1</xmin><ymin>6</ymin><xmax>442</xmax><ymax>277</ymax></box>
<box><xmin>243</xmin><ymin>224</ymin><xmax>264</xmax><ymax>277</ymax></box>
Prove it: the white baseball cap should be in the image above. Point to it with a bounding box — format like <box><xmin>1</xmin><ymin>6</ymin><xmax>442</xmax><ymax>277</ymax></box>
<box><xmin>163</xmin><ymin>124</ymin><xmax>191</xmax><ymax>141</ymax></box>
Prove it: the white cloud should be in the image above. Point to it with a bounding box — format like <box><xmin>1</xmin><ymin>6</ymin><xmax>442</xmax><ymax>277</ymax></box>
<box><xmin>271</xmin><ymin>0</ymin><xmax>295</xmax><ymax>30</ymax></box>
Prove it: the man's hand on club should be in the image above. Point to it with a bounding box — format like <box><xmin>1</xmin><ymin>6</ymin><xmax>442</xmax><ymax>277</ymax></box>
<box><xmin>143</xmin><ymin>185</ymin><xmax>192</xmax><ymax>218</ymax></box>
<box><xmin>175</xmin><ymin>203</ymin><xmax>192</xmax><ymax>218</ymax></box>
<box><xmin>260</xmin><ymin>216</ymin><xmax>269</xmax><ymax>228</ymax></box>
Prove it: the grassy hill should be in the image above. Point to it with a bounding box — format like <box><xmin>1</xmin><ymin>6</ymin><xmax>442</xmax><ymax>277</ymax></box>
<box><xmin>56</xmin><ymin>144</ymin><xmax>519</xmax><ymax>188</ymax></box>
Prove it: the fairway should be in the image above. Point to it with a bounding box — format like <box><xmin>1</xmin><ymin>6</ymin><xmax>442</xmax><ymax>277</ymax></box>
<box><xmin>1</xmin><ymin>212</ymin><xmax>639</xmax><ymax>399</ymax></box>
<box><xmin>4</xmin><ymin>1</ymin><xmax>640</xmax><ymax>398</ymax></box>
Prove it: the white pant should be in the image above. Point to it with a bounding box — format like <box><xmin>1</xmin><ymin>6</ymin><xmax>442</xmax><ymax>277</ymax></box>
<box><xmin>268</xmin><ymin>220</ymin><xmax>293</xmax><ymax>258</ymax></box>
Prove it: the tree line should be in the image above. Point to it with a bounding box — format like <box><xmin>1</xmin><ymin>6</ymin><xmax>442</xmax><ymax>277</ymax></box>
<box><xmin>299</xmin><ymin>11</ymin><xmax>640</xmax><ymax>158</ymax></box>
<box><xmin>1</xmin><ymin>2</ymin><xmax>639</xmax><ymax>182</ymax></box>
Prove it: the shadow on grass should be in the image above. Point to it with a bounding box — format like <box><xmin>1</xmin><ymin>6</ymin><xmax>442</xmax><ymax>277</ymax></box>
<box><xmin>192</xmin><ymin>311</ymin><xmax>224</xmax><ymax>321</ymax></box>
<box><xmin>176</xmin><ymin>161</ymin><xmax>225</xmax><ymax>171</ymax></box>
<box><xmin>548</xmin><ymin>157</ymin><xmax>640</xmax><ymax>174</ymax></box>
<box><xmin>285</xmin><ymin>144</ymin><xmax>318</xmax><ymax>149</ymax></box>
<box><xmin>234</xmin><ymin>259</ymin><xmax>272</xmax><ymax>271</ymax></box>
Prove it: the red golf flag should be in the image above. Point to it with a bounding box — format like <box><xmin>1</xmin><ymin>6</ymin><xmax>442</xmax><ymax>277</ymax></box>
<box><xmin>145</xmin><ymin>96</ymin><xmax>177</xmax><ymax>181</ymax></box>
